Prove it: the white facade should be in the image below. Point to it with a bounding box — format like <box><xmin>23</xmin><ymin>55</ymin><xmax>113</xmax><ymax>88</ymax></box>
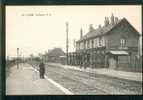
<box><xmin>77</xmin><ymin>36</ymin><xmax>106</xmax><ymax>50</ymax></box>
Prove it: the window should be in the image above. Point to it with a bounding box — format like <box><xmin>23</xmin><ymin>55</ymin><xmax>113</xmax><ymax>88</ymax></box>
<box><xmin>120</xmin><ymin>38</ymin><xmax>126</xmax><ymax>47</ymax></box>
<box><xmin>80</xmin><ymin>42</ymin><xmax>82</xmax><ymax>49</ymax></box>
<box><xmin>102</xmin><ymin>36</ymin><xmax>105</xmax><ymax>46</ymax></box>
<box><xmin>89</xmin><ymin>40</ymin><xmax>92</xmax><ymax>48</ymax></box>
<box><xmin>94</xmin><ymin>39</ymin><xmax>96</xmax><ymax>48</ymax></box>
<box><xmin>84</xmin><ymin>41</ymin><xmax>86</xmax><ymax>49</ymax></box>
<box><xmin>89</xmin><ymin>40</ymin><xmax>91</xmax><ymax>48</ymax></box>
<box><xmin>85</xmin><ymin>41</ymin><xmax>87</xmax><ymax>49</ymax></box>
<box><xmin>99</xmin><ymin>37</ymin><xmax>102</xmax><ymax>47</ymax></box>
<box><xmin>96</xmin><ymin>38</ymin><xmax>99</xmax><ymax>47</ymax></box>
<box><xmin>92</xmin><ymin>39</ymin><xmax>94</xmax><ymax>48</ymax></box>
<box><xmin>79</xmin><ymin>43</ymin><xmax>80</xmax><ymax>50</ymax></box>
<box><xmin>94</xmin><ymin>38</ymin><xmax>97</xmax><ymax>48</ymax></box>
<box><xmin>82</xmin><ymin>42</ymin><xmax>84</xmax><ymax>49</ymax></box>
<box><xmin>87</xmin><ymin>40</ymin><xmax>89</xmax><ymax>49</ymax></box>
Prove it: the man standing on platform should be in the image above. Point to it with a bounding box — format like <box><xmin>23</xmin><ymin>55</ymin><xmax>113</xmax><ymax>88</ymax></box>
<box><xmin>39</xmin><ymin>61</ymin><xmax>45</xmax><ymax>79</ymax></box>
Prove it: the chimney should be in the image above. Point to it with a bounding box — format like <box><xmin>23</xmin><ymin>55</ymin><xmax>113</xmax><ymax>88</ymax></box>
<box><xmin>80</xmin><ymin>28</ymin><xmax>83</xmax><ymax>39</ymax></box>
<box><xmin>104</xmin><ymin>17</ymin><xmax>109</xmax><ymax>26</ymax></box>
<box><xmin>115</xmin><ymin>17</ymin><xmax>119</xmax><ymax>24</ymax></box>
<box><xmin>89</xmin><ymin>24</ymin><xmax>94</xmax><ymax>32</ymax></box>
<box><xmin>111</xmin><ymin>13</ymin><xmax>115</xmax><ymax>25</ymax></box>
<box><xmin>98</xmin><ymin>24</ymin><xmax>103</xmax><ymax>33</ymax></box>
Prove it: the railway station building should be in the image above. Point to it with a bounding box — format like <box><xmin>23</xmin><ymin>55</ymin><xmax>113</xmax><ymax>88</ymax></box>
<box><xmin>68</xmin><ymin>13</ymin><xmax>141</xmax><ymax>72</ymax></box>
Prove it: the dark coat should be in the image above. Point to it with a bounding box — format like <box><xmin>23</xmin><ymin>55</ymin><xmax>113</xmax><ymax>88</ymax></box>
<box><xmin>39</xmin><ymin>62</ymin><xmax>45</xmax><ymax>74</ymax></box>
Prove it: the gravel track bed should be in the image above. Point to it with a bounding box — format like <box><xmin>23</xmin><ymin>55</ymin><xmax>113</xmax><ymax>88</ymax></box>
<box><xmin>30</xmin><ymin>63</ymin><xmax>142</xmax><ymax>94</ymax></box>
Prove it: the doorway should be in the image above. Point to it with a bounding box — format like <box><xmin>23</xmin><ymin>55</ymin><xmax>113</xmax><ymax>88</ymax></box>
<box><xmin>109</xmin><ymin>56</ymin><xmax>117</xmax><ymax>69</ymax></box>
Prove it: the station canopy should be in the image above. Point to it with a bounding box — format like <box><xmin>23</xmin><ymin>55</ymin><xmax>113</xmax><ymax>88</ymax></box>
<box><xmin>109</xmin><ymin>50</ymin><xmax>129</xmax><ymax>55</ymax></box>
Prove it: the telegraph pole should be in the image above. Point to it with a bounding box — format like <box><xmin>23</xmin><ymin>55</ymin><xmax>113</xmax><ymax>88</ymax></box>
<box><xmin>17</xmin><ymin>48</ymin><xmax>19</xmax><ymax>69</ymax></box>
<box><xmin>66</xmin><ymin>21</ymin><xmax>69</xmax><ymax>65</ymax></box>
<box><xmin>138</xmin><ymin>35</ymin><xmax>141</xmax><ymax>57</ymax></box>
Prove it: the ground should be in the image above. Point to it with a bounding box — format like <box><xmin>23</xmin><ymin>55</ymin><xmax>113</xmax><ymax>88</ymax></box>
<box><xmin>42</xmin><ymin>63</ymin><xmax>142</xmax><ymax>95</ymax></box>
<box><xmin>6</xmin><ymin>62</ymin><xmax>142</xmax><ymax>95</ymax></box>
<box><xmin>6</xmin><ymin>63</ymin><xmax>65</xmax><ymax>95</ymax></box>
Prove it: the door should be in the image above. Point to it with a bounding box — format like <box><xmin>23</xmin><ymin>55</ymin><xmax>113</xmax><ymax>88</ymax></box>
<box><xmin>109</xmin><ymin>57</ymin><xmax>117</xmax><ymax>69</ymax></box>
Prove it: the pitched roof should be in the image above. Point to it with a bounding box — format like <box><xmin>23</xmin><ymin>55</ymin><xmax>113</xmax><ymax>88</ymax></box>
<box><xmin>77</xmin><ymin>18</ymin><xmax>140</xmax><ymax>42</ymax></box>
<box><xmin>48</xmin><ymin>48</ymin><xmax>65</xmax><ymax>57</ymax></box>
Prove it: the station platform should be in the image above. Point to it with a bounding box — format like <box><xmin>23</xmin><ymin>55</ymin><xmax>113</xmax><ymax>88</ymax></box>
<box><xmin>6</xmin><ymin>63</ymin><xmax>72</xmax><ymax>95</ymax></box>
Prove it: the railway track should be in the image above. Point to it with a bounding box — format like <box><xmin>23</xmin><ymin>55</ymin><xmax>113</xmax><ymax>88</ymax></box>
<box><xmin>45</xmin><ymin>67</ymin><xmax>108</xmax><ymax>94</ymax></box>
<box><xmin>30</xmin><ymin>63</ymin><xmax>142</xmax><ymax>94</ymax></box>
<box><xmin>47</xmin><ymin>64</ymin><xmax>142</xmax><ymax>93</ymax></box>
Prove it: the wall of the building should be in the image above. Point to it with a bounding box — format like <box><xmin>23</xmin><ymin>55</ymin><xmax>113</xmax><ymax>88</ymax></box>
<box><xmin>106</xmin><ymin>20</ymin><xmax>139</xmax><ymax>50</ymax></box>
<box><xmin>47</xmin><ymin>56</ymin><xmax>61</xmax><ymax>63</ymax></box>
<box><xmin>139</xmin><ymin>36</ymin><xmax>142</xmax><ymax>56</ymax></box>
<box><xmin>106</xmin><ymin>21</ymin><xmax>140</xmax><ymax>72</ymax></box>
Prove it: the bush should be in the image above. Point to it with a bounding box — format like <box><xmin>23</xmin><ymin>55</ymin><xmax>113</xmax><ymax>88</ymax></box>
<box><xmin>6</xmin><ymin>59</ymin><xmax>16</xmax><ymax>77</ymax></box>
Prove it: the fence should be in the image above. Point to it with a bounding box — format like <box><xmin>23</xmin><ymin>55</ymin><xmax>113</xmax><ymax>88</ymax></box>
<box><xmin>116</xmin><ymin>55</ymin><xmax>142</xmax><ymax>72</ymax></box>
<box><xmin>66</xmin><ymin>52</ymin><xmax>142</xmax><ymax>72</ymax></box>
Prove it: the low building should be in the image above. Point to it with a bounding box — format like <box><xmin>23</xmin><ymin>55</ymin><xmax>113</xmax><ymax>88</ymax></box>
<box><xmin>46</xmin><ymin>48</ymin><xmax>65</xmax><ymax>63</ymax></box>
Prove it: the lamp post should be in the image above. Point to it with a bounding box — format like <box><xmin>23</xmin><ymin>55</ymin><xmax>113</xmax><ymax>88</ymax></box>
<box><xmin>23</xmin><ymin>55</ymin><xmax>24</xmax><ymax>63</ymax></box>
<box><xmin>17</xmin><ymin>48</ymin><xmax>19</xmax><ymax>69</ymax></box>
<box><xmin>66</xmin><ymin>21</ymin><xmax>69</xmax><ymax>65</ymax></box>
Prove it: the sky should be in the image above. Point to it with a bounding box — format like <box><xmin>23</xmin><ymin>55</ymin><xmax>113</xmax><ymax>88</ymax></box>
<box><xmin>6</xmin><ymin>5</ymin><xmax>142</xmax><ymax>58</ymax></box>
